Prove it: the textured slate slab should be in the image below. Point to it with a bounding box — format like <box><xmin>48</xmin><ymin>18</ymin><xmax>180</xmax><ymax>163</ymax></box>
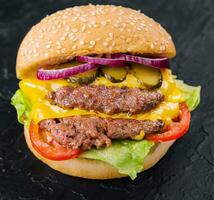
<box><xmin>0</xmin><ymin>0</ymin><xmax>214</xmax><ymax>199</ymax></box>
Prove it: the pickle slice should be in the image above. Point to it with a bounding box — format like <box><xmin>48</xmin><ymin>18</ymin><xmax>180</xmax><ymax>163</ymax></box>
<box><xmin>67</xmin><ymin>69</ymin><xmax>98</xmax><ymax>85</ymax></box>
<box><xmin>100</xmin><ymin>66</ymin><xmax>127</xmax><ymax>83</ymax></box>
<box><xmin>131</xmin><ymin>63</ymin><xmax>162</xmax><ymax>89</ymax></box>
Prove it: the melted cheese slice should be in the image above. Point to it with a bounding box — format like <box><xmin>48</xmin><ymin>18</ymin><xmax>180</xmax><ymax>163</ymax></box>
<box><xmin>19</xmin><ymin>69</ymin><xmax>183</xmax><ymax>124</ymax></box>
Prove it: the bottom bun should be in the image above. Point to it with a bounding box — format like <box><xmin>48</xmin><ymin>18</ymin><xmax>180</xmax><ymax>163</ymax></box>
<box><xmin>24</xmin><ymin>126</ymin><xmax>175</xmax><ymax>179</ymax></box>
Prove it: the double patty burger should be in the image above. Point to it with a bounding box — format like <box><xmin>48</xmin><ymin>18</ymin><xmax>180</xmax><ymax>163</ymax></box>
<box><xmin>11</xmin><ymin>5</ymin><xmax>201</xmax><ymax>179</ymax></box>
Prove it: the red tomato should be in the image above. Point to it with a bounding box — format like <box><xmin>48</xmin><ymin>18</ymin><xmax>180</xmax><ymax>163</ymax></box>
<box><xmin>29</xmin><ymin>122</ymin><xmax>81</xmax><ymax>161</ymax></box>
<box><xmin>145</xmin><ymin>103</ymin><xmax>191</xmax><ymax>142</ymax></box>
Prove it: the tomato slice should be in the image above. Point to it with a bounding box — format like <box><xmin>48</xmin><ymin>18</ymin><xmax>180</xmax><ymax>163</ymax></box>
<box><xmin>145</xmin><ymin>103</ymin><xmax>191</xmax><ymax>142</ymax></box>
<box><xmin>29</xmin><ymin>122</ymin><xmax>81</xmax><ymax>161</ymax></box>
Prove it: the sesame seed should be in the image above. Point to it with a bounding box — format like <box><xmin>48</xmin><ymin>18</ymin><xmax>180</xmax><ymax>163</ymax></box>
<box><xmin>56</xmin><ymin>45</ymin><xmax>62</xmax><ymax>49</ymax></box>
<box><xmin>101</xmin><ymin>21</ymin><xmax>107</xmax><ymax>26</ymax></box>
<box><xmin>118</xmin><ymin>16</ymin><xmax>122</xmax><ymax>21</ymax></box>
<box><xmin>46</xmin><ymin>44</ymin><xmax>51</xmax><ymax>49</ymax></box>
<box><xmin>81</xmin><ymin>25</ymin><xmax>86</xmax><ymax>32</ymax></box>
<box><xmin>89</xmin><ymin>40</ymin><xmax>96</xmax><ymax>46</ymax></box>
<box><xmin>56</xmin><ymin>41</ymin><xmax>61</xmax><ymax>46</ymax></box>
<box><xmin>72</xmin><ymin>17</ymin><xmax>77</xmax><ymax>22</ymax></box>
<box><xmin>80</xmin><ymin>40</ymin><xmax>85</xmax><ymax>45</ymax></box>
<box><xmin>160</xmin><ymin>45</ymin><xmax>166</xmax><ymax>51</ymax></box>
<box><xmin>91</xmin><ymin>12</ymin><xmax>96</xmax><ymax>16</ymax></box>
<box><xmin>61</xmin><ymin>48</ymin><xmax>66</xmax><ymax>53</ymax></box>
<box><xmin>52</xmin><ymin>30</ymin><xmax>58</xmax><ymax>34</ymax></box>
<box><xmin>72</xmin><ymin>45</ymin><xmax>77</xmax><ymax>50</ymax></box>
<box><xmin>150</xmin><ymin>43</ymin><xmax>154</xmax><ymax>49</ymax></box>
<box><xmin>76</xmin><ymin>13</ymin><xmax>81</xmax><ymax>17</ymax></box>
<box><xmin>161</xmin><ymin>41</ymin><xmax>166</xmax><ymax>45</ymax></box>
<box><xmin>109</xmin><ymin>32</ymin><xmax>113</xmax><ymax>38</ymax></box>
<box><xmin>120</xmin><ymin>35</ymin><xmax>125</xmax><ymax>40</ymax></box>
<box><xmin>68</xmin><ymin>33</ymin><xmax>73</xmax><ymax>38</ymax></box>
<box><xmin>72</xmin><ymin>38</ymin><xmax>77</xmax><ymax>42</ymax></box>
<box><xmin>106</xmin><ymin>37</ymin><xmax>112</xmax><ymax>42</ymax></box>
<box><xmin>33</xmin><ymin>53</ymin><xmax>39</xmax><ymax>57</ymax></box>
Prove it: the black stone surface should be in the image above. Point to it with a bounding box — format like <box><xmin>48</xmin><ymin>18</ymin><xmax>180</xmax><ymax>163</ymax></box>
<box><xmin>0</xmin><ymin>0</ymin><xmax>214</xmax><ymax>199</ymax></box>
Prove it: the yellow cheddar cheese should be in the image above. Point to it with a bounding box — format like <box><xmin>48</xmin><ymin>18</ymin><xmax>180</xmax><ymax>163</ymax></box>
<box><xmin>19</xmin><ymin>69</ymin><xmax>183</xmax><ymax>124</ymax></box>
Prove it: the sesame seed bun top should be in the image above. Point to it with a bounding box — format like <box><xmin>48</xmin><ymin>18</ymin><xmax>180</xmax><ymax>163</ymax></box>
<box><xmin>16</xmin><ymin>5</ymin><xmax>176</xmax><ymax>79</ymax></box>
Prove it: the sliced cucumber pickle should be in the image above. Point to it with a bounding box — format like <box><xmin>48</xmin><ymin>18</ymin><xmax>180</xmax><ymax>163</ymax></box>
<box><xmin>100</xmin><ymin>66</ymin><xmax>128</xmax><ymax>83</ymax></box>
<box><xmin>67</xmin><ymin>69</ymin><xmax>98</xmax><ymax>85</ymax></box>
<box><xmin>131</xmin><ymin>63</ymin><xmax>162</xmax><ymax>89</ymax></box>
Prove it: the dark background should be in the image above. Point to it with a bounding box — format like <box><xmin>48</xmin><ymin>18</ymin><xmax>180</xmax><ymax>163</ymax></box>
<box><xmin>0</xmin><ymin>0</ymin><xmax>214</xmax><ymax>199</ymax></box>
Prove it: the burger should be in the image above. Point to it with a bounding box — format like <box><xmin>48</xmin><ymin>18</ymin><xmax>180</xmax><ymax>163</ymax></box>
<box><xmin>11</xmin><ymin>5</ymin><xmax>201</xmax><ymax>180</ymax></box>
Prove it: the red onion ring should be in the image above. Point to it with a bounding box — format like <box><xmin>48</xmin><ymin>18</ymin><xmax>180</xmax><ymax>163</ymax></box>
<box><xmin>76</xmin><ymin>54</ymin><xmax>169</xmax><ymax>68</ymax></box>
<box><xmin>76</xmin><ymin>56</ymin><xmax>127</xmax><ymax>66</ymax></box>
<box><xmin>37</xmin><ymin>63</ymin><xmax>97</xmax><ymax>80</ymax></box>
<box><xmin>111</xmin><ymin>54</ymin><xmax>170</xmax><ymax>68</ymax></box>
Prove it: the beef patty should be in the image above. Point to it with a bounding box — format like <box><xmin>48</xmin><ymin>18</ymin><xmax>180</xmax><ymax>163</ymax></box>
<box><xmin>39</xmin><ymin>116</ymin><xmax>164</xmax><ymax>150</ymax></box>
<box><xmin>47</xmin><ymin>85</ymin><xmax>164</xmax><ymax>115</ymax></box>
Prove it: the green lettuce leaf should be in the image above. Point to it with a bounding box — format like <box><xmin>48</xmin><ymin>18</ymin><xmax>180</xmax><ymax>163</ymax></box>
<box><xmin>175</xmin><ymin>80</ymin><xmax>201</xmax><ymax>111</ymax></box>
<box><xmin>11</xmin><ymin>89</ymin><xmax>31</xmax><ymax>125</ymax></box>
<box><xmin>81</xmin><ymin>140</ymin><xmax>154</xmax><ymax>180</ymax></box>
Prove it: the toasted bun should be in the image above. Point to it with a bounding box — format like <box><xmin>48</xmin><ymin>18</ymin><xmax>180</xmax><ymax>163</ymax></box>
<box><xmin>24</xmin><ymin>126</ymin><xmax>175</xmax><ymax>179</ymax></box>
<box><xmin>17</xmin><ymin>5</ymin><xmax>176</xmax><ymax>79</ymax></box>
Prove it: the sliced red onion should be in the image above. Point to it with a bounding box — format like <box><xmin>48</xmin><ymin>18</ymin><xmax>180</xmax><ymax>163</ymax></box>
<box><xmin>76</xmin><ymin>54</ymin><xmax>169</xmax><ymax>68</ymax></box>
<box><xmin>111</xmin><ymin>54</ymin><xmax>170</xmax><ymax>68</ymax></box>
<box><xmin>76</xmin><ymin>55</ymin><xmax>127</xmax><ymax>67</ymax></box>
<box><xmin>37</xmin><ymin>63</ymin><xmax>97</xmax><ymax>80</ymax></box>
